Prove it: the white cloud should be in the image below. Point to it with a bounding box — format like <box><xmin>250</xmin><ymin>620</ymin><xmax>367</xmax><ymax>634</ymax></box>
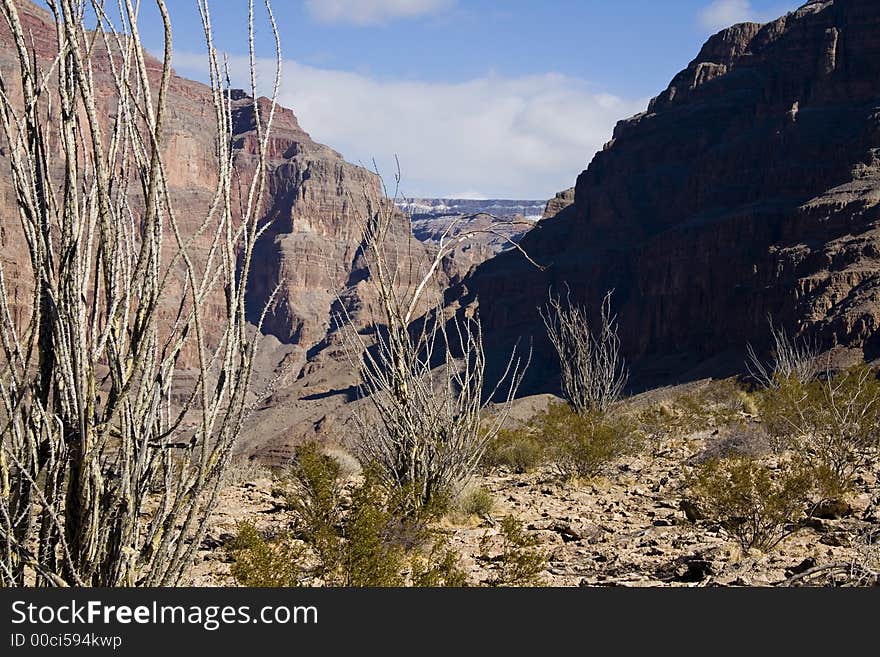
<box><xmin>304</xmin><ymin>0</ymin><xmax>455</xmax><ymax>26</ymax></box>
<box><xmin>698</xmin><ymin>0</ymin><xmax>772</xmax><ymax>32</ymax></box>
<box><xmin>172</xmin><ymin>52</ymin><xmax>646</xmax><ymax>199</ymax></box>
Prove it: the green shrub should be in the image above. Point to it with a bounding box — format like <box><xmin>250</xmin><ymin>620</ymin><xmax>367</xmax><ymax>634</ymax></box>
<box><xmin>533</xmin><ymin>402</ymin><xmax>641</xmax><ymax>479</ymax></box>
<box><xmin>283</xmin><ymin>442</ymin><xmax>344</xmax><ymax>576</ymax></box>
<box><xmin>232</xmin><ymin>443</ymin><xmax>466</xmax><ymax>587</ymax></box>
<box><xmin>480</xmin><ymin>516</ymin><xmax>546</xmax><ymax>587</ymax></box>
<box><xmin>411</xmin><ymin>539</ymin><xmax>469</xmax><ymax>587</ymax></box>
<box><xmin>286</xmin><ymin>442</ymin><xmax>343</xmax><ymax>528</ymax></box>
<box><xmin>638</xmin><ymin>380</ymin><xmax>752</xmax><ymax>441</ymax></box>
<box><xmin>481</xmin><ymin>427</ymin><xmax>546</xmax><ymax>473</ymax></box>
<box><xmin>759</xmin><ymin>365</ymin><xmax>880</xmax><ymax>495</ymax></box>
<box><xmin>339</xmin><ymin>470</ymin><xmax>406</xmax><ymax>587</ymax></box>
<box><xmin>226</xmin><ymin>522</ymin><xmax>304</xmax><ymax>587</ymax></box>
<box><xmin>687</xmin><ymin>455</ymin><xmax>814</xmax><ymax>552</ymax></box>
<box><xmin>458</xmin><ymin>485</ymin><xmax>495</xmax><ymax>517</ymax></box>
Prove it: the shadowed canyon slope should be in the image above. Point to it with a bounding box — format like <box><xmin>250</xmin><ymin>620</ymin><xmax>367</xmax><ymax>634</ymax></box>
<box><xmin>465</xmin><ymin>0</ymin><xmax>880</xmax><ymax>390</ymax></box>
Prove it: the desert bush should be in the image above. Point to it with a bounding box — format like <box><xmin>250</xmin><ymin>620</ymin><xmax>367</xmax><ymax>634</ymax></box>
<box><xmin>747</xmin><ymin>319</ymin><xmax>821</xmax><ymax>389</ymax></box>
<box><xmin>340</xmin><ymin>173</ymin><xmax>530</xmax><ymax>517</ymax></box>
<box><xmin>533</xmin><ymin>402</ymin><xmax>641</xmax><ymax>479</ymax></box>
<box><xmin>223</xmin><ymin>457</ymin><xmax>274</xmax><ymax>487</ymax></box>
<box><xmin>481</xmin><ymin>427</ymin><xmax>546</xmax><ymax>473</ymax></box>
<box><xmin>480</xmin><ymin>516</ymin><xmax>546</xmax><ymax>587</ymax></box>
<box><xmin>285</xmin><ymin>445</ymin><xmax>343</xmax><ymax>529</ymax></box>
<box><xmin>287</xmin><ymin>444</ymin><xmax>408</xmax><ymax>586</ymax></box>
<box><xmin>687</xmin><ymin>455</ymin><xmax>814</xmax><ymax>552</ymax></box>
<box><xmin>696</xmin><ymin>424</ymin><xmax>770</xmax><ymax>462</ymax></box>
<box><xmin>282</xmin><ymin>442</ymin><xmax>346</xmax><ymax>578</ymax></box>
<box><xmin>226</xmin><ymin>523</ymin><xmax>304</xmax><ymax>588</ymax></box>
<box><xmin>410</xmin><ymin>540</ymin><xmax>469</xmax><ymax>587</ymax></box>
<box><xmin>759</xmin><ymin>365</ymin><xmax>880</xmax><ymax>495</ymax></box>
<box><xmin>237</xmin><ymin>443</ymin><xmax>464</xmax><ymax>587</ymax></box>
<box><xmin>458</xmin><ymin>485</ymin><xmax>496</xmax><ymax>517</ymax></box>
<box><xmin>340</xmin><ymin>472</ymin><xmax>407</xmax><ymax>587</ymax></box>
<box><xmin>541</xmin><ymin>290</ymin><xmax>628</xmax><ymax>414</ymax></box>
<box><xmin>638</xmin><ymin>380</ymin><xmax>754</xmax><ymax>441</ymax></box>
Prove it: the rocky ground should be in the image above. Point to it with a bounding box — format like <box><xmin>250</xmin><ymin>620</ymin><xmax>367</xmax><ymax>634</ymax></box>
<box><xmin>454</xmin><ymin>447</ymin><xmax>878</xmax><ymax>587</ymax></box>
<box><xmin>192</xmin><ymin>384</ymin><xmax>880</xmax><ymax>588</ymax></box>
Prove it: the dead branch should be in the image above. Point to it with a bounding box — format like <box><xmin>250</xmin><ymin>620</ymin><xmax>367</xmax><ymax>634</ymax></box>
<box><xmin>337</xmin><ymin>166</ymin><xmax>530</xmax><ymax>514</ymax></box>
<box><xmin>540</xmin><ymin>288</ymin><xmax>628</xmax><ymax>414</ymax></box>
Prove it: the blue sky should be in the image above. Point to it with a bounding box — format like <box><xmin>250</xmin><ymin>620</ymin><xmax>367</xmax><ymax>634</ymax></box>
<box><xmin>139</xmin><ymin>0</ymin><xmax>801</xmax><ymax>199</ymax></box>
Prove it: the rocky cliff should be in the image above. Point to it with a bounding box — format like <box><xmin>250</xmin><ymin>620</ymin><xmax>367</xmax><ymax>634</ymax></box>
<box><xmin>465</xmin><ymin>0</ymin><xmax>880</xmax><ymax>389</ymax></box>
<box><xmin>541</xmin><ymin>188</ymin><xmax>575</xmax><ymax>220</ymax></box>
<box><xmin>0</xmin><ymin>1</ymin><xmax>428</xmax><ymax>348</ymax></box>
<box><xmin>0</xmin><ymin>0</ymin><xmax>433</xmax><ymax>456</ymax></box>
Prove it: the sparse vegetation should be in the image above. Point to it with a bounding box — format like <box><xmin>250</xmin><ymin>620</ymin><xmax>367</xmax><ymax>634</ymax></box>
<box><xmin>229</xmin><ymin>442</ymin><xmax>468</xmax><ymax>587</ymax></box>
<box><xmin>339</xmin><ymin>171</ymin><xmax>530</xmax><ymax>516</ymax></box>
<box><xmin>226</xmin><ymin>523</ymin><xmax>304</xmax><ymax>588</ymax></box>
<box><xmin>458</xmin><ymin>485</ymin><xmax>496</xmax><ymax>517</ymax></box>
<box><xmin>533</xmin><ymin>402</ymin><xmax>641</xmax><ymax>479</ymax></box>
<box><xmin>480</xmin><ymin>516</ymin><xmax>546</xmax><ymax>587</ymax></box>
<box><xmin>542</xmin><ymin>290</ymin><xmax>628</xmax><ymax>414</ymax></box>
<box><xmin>747</xmin><ymin>319</ymin><xmax>821</xmax><ymax>389</ymax></box>
<box><xmin>225</xmin><ymin>384</ymin><xmax>880</xmax><ymax>587</ymax></box>
<box><xmin>687</xmin><ymin>455</ymin><xmax>815</xmax><ymax>552</ymax></box>
<box><xmin>638</xmin><ymin>380</ymin><xmax>755</xmax><ymax>442</ymax></box>
<box><xmin>481</xmin><ymin>426</ymin><xmax>546</xmax><ymax>473</ymax></box>
<box><xmin>759</xmin><ymin>365</ymin><xmax>880</xmax><ymax>496</ymax></box>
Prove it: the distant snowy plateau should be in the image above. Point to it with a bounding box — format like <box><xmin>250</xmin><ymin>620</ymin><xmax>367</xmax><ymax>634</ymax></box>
<box><xmin>399</xmin><ymin>198</ymin><xmax>545</xmax><ymax>255</ymax></box>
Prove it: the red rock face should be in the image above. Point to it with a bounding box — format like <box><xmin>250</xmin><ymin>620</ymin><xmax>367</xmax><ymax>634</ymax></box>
<box><xmin>467</xmin><ymin>0</ymin><xmax>880</xmax><ymax>388</ymax></box>
<box><xmin>0</xmin><ymin>1</ymin><xmax>441</xmax><ymax>458</ymax></box>
<box><xmin>0</xmin><ymin>0</ymin><xmax>426</xmax><ymax>370</ymax></box>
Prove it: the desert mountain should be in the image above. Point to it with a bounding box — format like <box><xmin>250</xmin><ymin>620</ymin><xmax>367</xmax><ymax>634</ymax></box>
<box><xmin>399</xmin><ymin>198</ymin><xmax>545</xmax><ymax>220</ymax></box>
<box><xmin>465</xmin><ymin>0</ymin><xmax>880</xmax><ymax>391</ymax></box>
<box><xmin>405</xmin><ymin>199</ymin><xmax>545</xmax><ymax>257</ymax></box>
<box><xmin>0</xmin><ymin>0</ymin><xmax>436</xmax><ymax>458</ymax></box>
<box><xmin>9</xmin><ymin>0</ymin><xmax>880</xmax><ymax>460</ymax></box>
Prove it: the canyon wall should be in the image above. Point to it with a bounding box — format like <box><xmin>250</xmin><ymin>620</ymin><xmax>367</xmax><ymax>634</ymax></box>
<box><xmin>0</xmin><ymin>0</ymin><xmax>432</xmax><ymax>457</ymax></box>
<box><xmin>465</xmin><ymin>0</ymin><xmax>880</xmax><ymax>389</ymax></box>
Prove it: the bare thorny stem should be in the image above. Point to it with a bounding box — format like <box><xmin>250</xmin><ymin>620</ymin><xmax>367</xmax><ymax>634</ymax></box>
<box><xmin>336</xmin><ymin>165</ymin><xmax>531</xmax><ymax>514</ymax></box>
<box><xmin>746</xmin><ymin>316</ymin><xmax>821</xmax><ymax>389</ymax></box>
<box><xmin>0</xmin><ymin>0</ymin><xmax>280</xmax><ymax>586</ymax></box>
<box><xmin>541</xmin><ymin>288</ymin><xmax>628</xmax><ymax>415</ymax></box>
